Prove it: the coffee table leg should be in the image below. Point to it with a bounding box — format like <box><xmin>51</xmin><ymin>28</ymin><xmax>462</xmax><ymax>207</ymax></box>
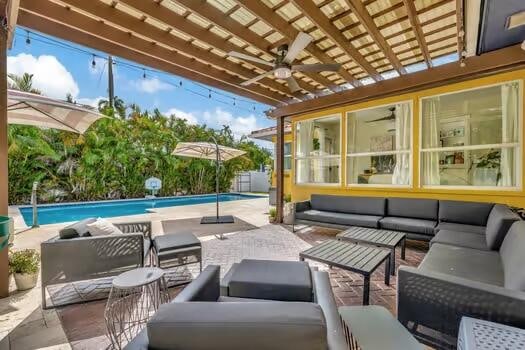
<box><xmin>390</xmin><ymin>248</ymin><xmax>396</xmax><ymax>276</ymax></box>
<box><xmin>384</xmin><ymin>258</ymin><xmax>390</xmax><ymax>286</ymax></box>
<box><xmin>401</xmin><ymin>238</ymin><xmax>406</xmax><ymax>260</ymax></box>
<box><xmin>363</xmin><ymin>275</ymin><xmax>370</xmax><ymax>305</ymax></box>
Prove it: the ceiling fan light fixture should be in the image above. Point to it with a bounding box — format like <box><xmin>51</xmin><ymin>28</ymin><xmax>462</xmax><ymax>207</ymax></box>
<box><xmin>274</xmin><ymin>67</ymin><xmax>292</xmax><ymax>79</ymax></box>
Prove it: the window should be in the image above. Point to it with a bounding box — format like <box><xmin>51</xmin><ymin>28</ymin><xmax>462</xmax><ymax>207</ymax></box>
<box><xmin>295</xmin><ymin>115</ymin><xmax>341</xmax><ymax>184</ymax></box>
<box><xmin>346</xmin><ymin>102</ymin><xmax>412</xmax><ymax>185</ymax></box>
<box><xmin>275</xmin><ymin>142</ymin><xmax>292</xmax><ymax>171</ymax></box>
<box><xmin>420</xmin><ymin>82</ymin><xmax>521</xmax><ymax>188</ymax></box>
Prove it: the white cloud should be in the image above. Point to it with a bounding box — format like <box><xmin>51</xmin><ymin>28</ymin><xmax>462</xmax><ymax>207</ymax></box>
<box><xmin>7</xmin><ymin>53</ymin><xmax>79</xmax><ymax>99</ymax></box>
<box><xmin>164</xmin><ymin>108</ymin><xmax>199</xmax><ymax>125</ymax></box>
<box><xmin>76</xmin><ymin>96</ymin><xmax>105</xmax><ymax>108</ymax></box>
<box><xmin>203</xmin><ymin>108</ymin><xmax>260</xmax><ymax>139</ymax></box>
<box><xmin>131</xmin><ymin>77</ymin><xmax>173</xmax><ymax>94</ymax></box>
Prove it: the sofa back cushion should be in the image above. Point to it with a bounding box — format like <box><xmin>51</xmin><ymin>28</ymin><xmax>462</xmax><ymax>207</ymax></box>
<box><xmin>438</xmin><ymin>200</ymin><xmax>494</xmax><ymax>226</ymax></box>
<box><xmin>147</xmin><ymin>302</ymin><xmax>327</xmax><ymax>350</ymax></box>
<box><xmin>485</xmin><ymin>205</ymin><xmax>521</xmax><ymax>250</ymax></box>
<box><xmin>499</xmin><ymin>221</ymin><xmax>525</xmax><ymax>291</ymax></box>
<box><xmin>387</xmin><ymin>198</ymin><xmax>438</xmax><ymax>220</ymax></box>
<box><xmin>310</xmin><ymin>194</ymin><xmax>385</xmax><ymax>216</ymax></box>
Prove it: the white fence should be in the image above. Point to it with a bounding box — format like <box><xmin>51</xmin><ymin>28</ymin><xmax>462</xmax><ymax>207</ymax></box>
<box><xmin>231</xmin><ymin>170</ymin><xmax>270</xmax><ymax>193</ymax></box>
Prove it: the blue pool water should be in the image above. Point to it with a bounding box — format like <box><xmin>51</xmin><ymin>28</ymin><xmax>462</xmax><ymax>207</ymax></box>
<box><xmin>19</xmin><ymin>193</ymin><xmax>263</xmax><ymax>225</ymax></box>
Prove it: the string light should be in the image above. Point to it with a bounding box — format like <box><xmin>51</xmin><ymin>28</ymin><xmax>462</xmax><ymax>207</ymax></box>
<box><xmin>14</xmin><ymin>30</ymin><xmax>268</xmax><ymax>115</ymax></box>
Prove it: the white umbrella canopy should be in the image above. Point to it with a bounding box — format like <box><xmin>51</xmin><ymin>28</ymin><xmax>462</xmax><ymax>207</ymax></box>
<box><xmin>7</xmin><ymin>89</ymin><xmax>105</xmax><ymax>134</ymax></box>
<box><xmin>172</xmin><ymin>142</ymin><xmax>246</xmax><ymax>161</ymax></box>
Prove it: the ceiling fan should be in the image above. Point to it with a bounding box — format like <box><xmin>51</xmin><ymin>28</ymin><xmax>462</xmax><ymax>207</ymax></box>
<box><xmin>366</xmin><ymin>107</ymin><xmax>396</xmax><ymax>123</ymax></box>
<box><xmin>228</xmin><ymin>32</ymin><xmax>341</xmax><ymax>93</ymax></box>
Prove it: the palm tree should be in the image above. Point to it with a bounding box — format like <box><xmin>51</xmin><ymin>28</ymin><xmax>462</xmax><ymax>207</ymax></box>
<box><xmin>8</xmin><ymin>73</ymin><xmax>41</xmax><ymax>94</ymax></box>
<box><xmin>98</xmin><ymin>96</ymin><xmax>126</xmax><ymax>118</ymax></box>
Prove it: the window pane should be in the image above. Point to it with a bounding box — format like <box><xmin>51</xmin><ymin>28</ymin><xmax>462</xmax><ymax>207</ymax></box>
<box><xmin>421</xmin><ymin>83</ymin><xmax>520</xmax><ymax>149</ymax></box>
<box><xmin>284</xmin><ymin>142</ymin><xmax>291</xmax><ymax>156</ymax></box>
<box><xmin>296</xmin><ymin>158</ymin><xmax>340</xmax><ymax>184</ymax></box>
<box><xmin>421</xmin><ymin>148</ymin><xmax>517</xmax><ymax>187</ymax></box>
<box><xmin>347</xmin><ymin>153</ymin><xmax>410</xmax><ymax>185</ymax></box>
<box><xmin>284</xmin><ymin>156</ymin><xmax>291</xmax><ymax>171</ymax></box>
<box><xmin>296</xmin><ymin>116</ymin><xmax>340</xmax><ymax>157</ymax></box>
<box><xmin>347</xmin><ymin>103</ymin><xmax>411</xmax><ymax>153</ymax></box>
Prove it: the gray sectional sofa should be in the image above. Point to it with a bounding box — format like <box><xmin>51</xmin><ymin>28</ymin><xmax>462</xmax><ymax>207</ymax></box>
<box><xmin>124</xmin><ymin>264</ymin><xmax>347</xmax><ymax>350</ymax></box>
<box><xmin>293</xmin><ymin>194</ymin><xmax>518</xmax><ymax>242</ymax></box>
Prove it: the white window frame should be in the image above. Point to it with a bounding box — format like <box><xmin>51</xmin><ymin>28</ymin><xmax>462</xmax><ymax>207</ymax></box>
<box><xmin>345</xmin><ymin>100</ymin><xmax>413</xmax><ymax>188</ymax></box>
<box><xmin>419</xmin><ymin>80</ymin><xmax>523</xmax><ymax>190</ymax></box>
<box><xmin>284</xmin><ymin>142</ymin><xmax>292</xmax><ymax>172</ymax></box>
<box><xmin>294</xmin><ymin>114</ymin><xmax>342</xmax><ymax>186</ymax></box>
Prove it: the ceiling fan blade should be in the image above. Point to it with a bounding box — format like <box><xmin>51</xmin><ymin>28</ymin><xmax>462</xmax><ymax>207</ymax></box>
<box><xmin>228</xmin><ymin>51</ymin><xmax>274</xmax><ymax>67</ymax></box>
<box><xmin>240</xmin><ymin>70</ymin><xmax>275</xmax><ymax>86</ymax></box>
<box><xmin>285</xmin><ymin>76</ymin><xmax>301</xmax><ymax>93</ymax></box>
<box><xmin>366</xmin><ymin>116</ymin><xmax>396</xmax><ymax>123</ymax></box>
<box><xmin>292</xmin><ymin>63</ymin><xmax>341</xmax><ymax>72</ymax></box>
<box><xmin>283</xmin><ymin>32</ymin><xmax>313</xmax><ymax>63</ymax></box>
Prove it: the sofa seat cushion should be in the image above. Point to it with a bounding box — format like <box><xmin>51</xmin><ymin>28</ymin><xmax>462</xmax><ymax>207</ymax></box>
<box><xmin>435</xmin><ymin>222</ymin><xmax>485</xmax><ymax>235</ymax></box>
<box><xmin>430</xmin><ymin>230</ymin><xmax>489</xmax><ymax>251</ymax></box>
<box><xmin>147</xmin><ymin>302</ymin><xmax>327</xmax><ymax>350</ymax></box>
<box><xmin>379</xmin><ymin>217</ymin><xmax>436</xmax><ymax>235</ymax></box>
<box><xmin>218</xmin><ymin>296</ymin><xmax>276</xmax><ymax>302</ymax></box>
<box><xmin>419</xmin><ymin>243</ymin><xmax>503</xmax><ymax>286</ymax></box>
<box><xmin>296</xmin><ymin>210</ymin><xmax>381</xmax><ymax>228</ymax></box>
<box><xmin>228</xmin><ymin>259</ymin><xmax>312</xmax><ymax>302</ymax></box>
<box><xmin>59</xmin><ymin>217</ymin><xmax>97</xmax><ymax>239</ymax></box>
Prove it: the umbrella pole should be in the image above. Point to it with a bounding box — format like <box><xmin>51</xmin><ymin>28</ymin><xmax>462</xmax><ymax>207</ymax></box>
<box><xmin>216</xmin><ymin>142</ymin><xmax>219</xmax><ymax>220</ymax></box>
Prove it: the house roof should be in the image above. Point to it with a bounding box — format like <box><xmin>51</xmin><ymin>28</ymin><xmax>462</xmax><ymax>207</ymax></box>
<box><xmin>249</xmin><ymin>124</ymin><xmax>292</xmax><ymax>141</ymax></box>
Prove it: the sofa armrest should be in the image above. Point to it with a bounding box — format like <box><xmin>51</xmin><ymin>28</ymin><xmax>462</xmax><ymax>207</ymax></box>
<box><xmin>294</xmin><ymin>200</ymin><xmax>311</xmax><ymax>213</ymax></box>
<box><xmin>114</xmin><ymin>221</ymin><xmax>152</xmax><ymax>240</ymax></box>
<box><xmin>312</xmin><ymin>271</ymin><xmax>347</xmax><ymax>350</ymax></box>
<box><xmin>397</xmin><ymin>266</ymin><xmax>525</xmax><ymax>337</ymax></box>
<box><xmin>174</xmin><ymin>265</ymin><xmax>220</xmax><ymax>302</ymax></box>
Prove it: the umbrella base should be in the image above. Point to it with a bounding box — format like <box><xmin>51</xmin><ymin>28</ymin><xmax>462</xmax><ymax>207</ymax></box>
<box><xmin>200</xmin><ymin>215</ymin><xmax>235</xmax><ymax>224</ymax></box>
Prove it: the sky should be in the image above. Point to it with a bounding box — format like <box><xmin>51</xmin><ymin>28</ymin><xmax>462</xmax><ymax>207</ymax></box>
<box><xmin>7</xmin><ymin>29</ymin><xmax>275</xmax><ymax>148</ymax></box>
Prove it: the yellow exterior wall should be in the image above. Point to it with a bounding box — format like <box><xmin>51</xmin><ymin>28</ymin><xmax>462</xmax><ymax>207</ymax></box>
<box><xmin>285</xmin><ymin>68</ymin><xmax>525</xmax><ymax>208</ymax></box>
<box><xmin>271</xmin><ymin>133</ymin><xmax>293</xmax><ymax>197</ymax></box>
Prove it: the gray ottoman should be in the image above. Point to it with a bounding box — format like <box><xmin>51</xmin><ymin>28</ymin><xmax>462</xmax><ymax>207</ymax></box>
<box><xmin>222</xmin><ymin>259</ymin><xmax>313</xmax><ymax>302</ymax></box>
<box><xmin>153</xmin><ymin>232</ymin><xmax>202</xmax><ymax>273</ymax></box>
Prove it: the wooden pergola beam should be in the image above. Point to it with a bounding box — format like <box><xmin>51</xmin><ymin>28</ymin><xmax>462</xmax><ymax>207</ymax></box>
<box><xmin>118</xmin><ymin>0</ymin><xmax>318</xmax><ymax>97</ymax></box>
<box><xmin>402</xmin><ymin>0</ymin><xmax>434</xmax><ymax>67</ymax></box>
<box><xmin>234</xmin><ymin>0</ymin><xmax>362</xmax><ymax>87</ymax></box>
<box><xmin>343</xmin><ymin>0</ymin><xmax>406</xmax><ymax>75</ymax></box>
<box><xmin>456</xmin><ymin>0</ymin><xmax>465</xmax><ymax>62</ymax></box>
<box><xmin>6</xmin><ymin>0</ymin><xmax>20</xmax><ymax>48</ymax></box>
<box><xmin>17</xmin><ymin>14</ymin><xmax>282</xmax><ymax>107</ymax></box>
<box><xmin>290</xmin><ymin>0</ymin><xmax>383</xmax><ymax>81</ymax></box>
<box><xmin>19</xmin><ymin>0</ymin><xmax>288</xmax><ymax>106</ymax></box>
<box><xmin>58</xmin><ymin>0</ymin><xmax>306</xmax><ymax>101</ymax></box>
<box><xmin>174</xmin><ymin>0</ymin><xmax>341</xmax><ymax>92</ymax></box>
<box><xmin>267</xmin><ymin>44</ymin><xmax>525</xmax><ymax>118</ymax></box>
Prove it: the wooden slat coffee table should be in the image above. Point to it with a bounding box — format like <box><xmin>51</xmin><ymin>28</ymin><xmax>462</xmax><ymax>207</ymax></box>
<box><xmin>300</xmin><ymin>240</ymin><xmax>391</xmax><ymax>305</ymax></box>
<box><xmin>337</xmin><ymin>227</ymin><xmax>406</xmax><ymax>275</ymax></box>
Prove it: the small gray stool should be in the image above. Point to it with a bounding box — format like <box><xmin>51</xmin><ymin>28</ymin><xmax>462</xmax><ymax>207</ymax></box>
<box><xmin>339</xmin><ymin>305</ymin><xmax>423</xmax><ymax>350</ymax></box>
<box><xmin>152</xmin><ymin>232</ymin><xmax>202</xmax><ymax>286</ymax></box>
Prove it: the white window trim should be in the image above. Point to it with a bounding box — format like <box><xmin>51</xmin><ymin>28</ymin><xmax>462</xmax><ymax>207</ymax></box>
<box><xmin>345</xmin><ymin>100</ymin><xmax>413</xmax><ymax>187</ymax></box>
<box><xmin>418</xmin><ymin>79</ymin><xmax>523</xmax><ymax>191</ymax></box>
<box><xmin>284</xmin><ymin>142</ymin><xmax>292</xmax><ymax>172</ymax></box>
<box><xmin>294</xmin><ymin>114</ymin><xmax>342</xmax><ymax>186</ymax></box>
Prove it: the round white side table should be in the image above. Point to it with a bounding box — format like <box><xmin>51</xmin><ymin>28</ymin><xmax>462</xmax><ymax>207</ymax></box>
<box><xmin>104</xmin><ymin>267</ymin><xmax>169</xmax><ymax>349</ymax></box>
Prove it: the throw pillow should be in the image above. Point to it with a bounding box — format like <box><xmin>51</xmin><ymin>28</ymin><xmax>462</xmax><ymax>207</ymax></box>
<box><xmin>86</xmin><ymin>218</ymin><xmax>123</xmax><ymax>236</ymax></box>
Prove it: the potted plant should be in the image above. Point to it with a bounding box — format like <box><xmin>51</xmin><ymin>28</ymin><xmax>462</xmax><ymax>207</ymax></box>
<box><xmin>282</xmin><ymin>194</ymin><xmax>295</xmax><ymax>225</ymax></box>
<box><xmin>9</xmin><ymin>249</ymin><xmax>40</xmax><ymax>291</ymax></box>
<box><xmin>268</xmin><ymin>207</ymin><xmax>277</xmax><ymax>223</ymax></box>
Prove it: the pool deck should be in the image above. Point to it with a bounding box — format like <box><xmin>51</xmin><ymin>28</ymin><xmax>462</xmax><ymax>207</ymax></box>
<box><xmin>1</xmin><ymin>196</ymin><xmax>270</xmax><ymax>350</ymax></box>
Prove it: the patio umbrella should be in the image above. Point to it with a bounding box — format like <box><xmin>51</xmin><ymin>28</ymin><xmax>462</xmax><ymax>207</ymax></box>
<box><xmin>172</xmin><ymin>139</ymin><xmax>245</xmax><ymax>229</ymax></box>
<box><xmin>7</xmin><ymin>89</ymin><xmax>105</xmax><ymax>134</ymax></box>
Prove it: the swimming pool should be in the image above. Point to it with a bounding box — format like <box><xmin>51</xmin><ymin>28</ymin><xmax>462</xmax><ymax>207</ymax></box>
<box><xmin>19</xmin><ymin>193</ymin><xmax>263</xmax><ymax>225</ymax></box>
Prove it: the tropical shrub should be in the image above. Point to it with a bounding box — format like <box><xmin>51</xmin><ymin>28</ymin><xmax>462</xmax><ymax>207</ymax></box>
<box><xmin>9</xmin><ymin>249</ymin><xmax>40</xmax><ymax>275</ymax></box>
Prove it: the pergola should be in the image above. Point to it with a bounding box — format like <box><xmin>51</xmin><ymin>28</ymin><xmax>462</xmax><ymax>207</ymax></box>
<box><xmin>0</xmin><ymin>0</ymin><xmax>524</xmax><ymax>296</ymax></box>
